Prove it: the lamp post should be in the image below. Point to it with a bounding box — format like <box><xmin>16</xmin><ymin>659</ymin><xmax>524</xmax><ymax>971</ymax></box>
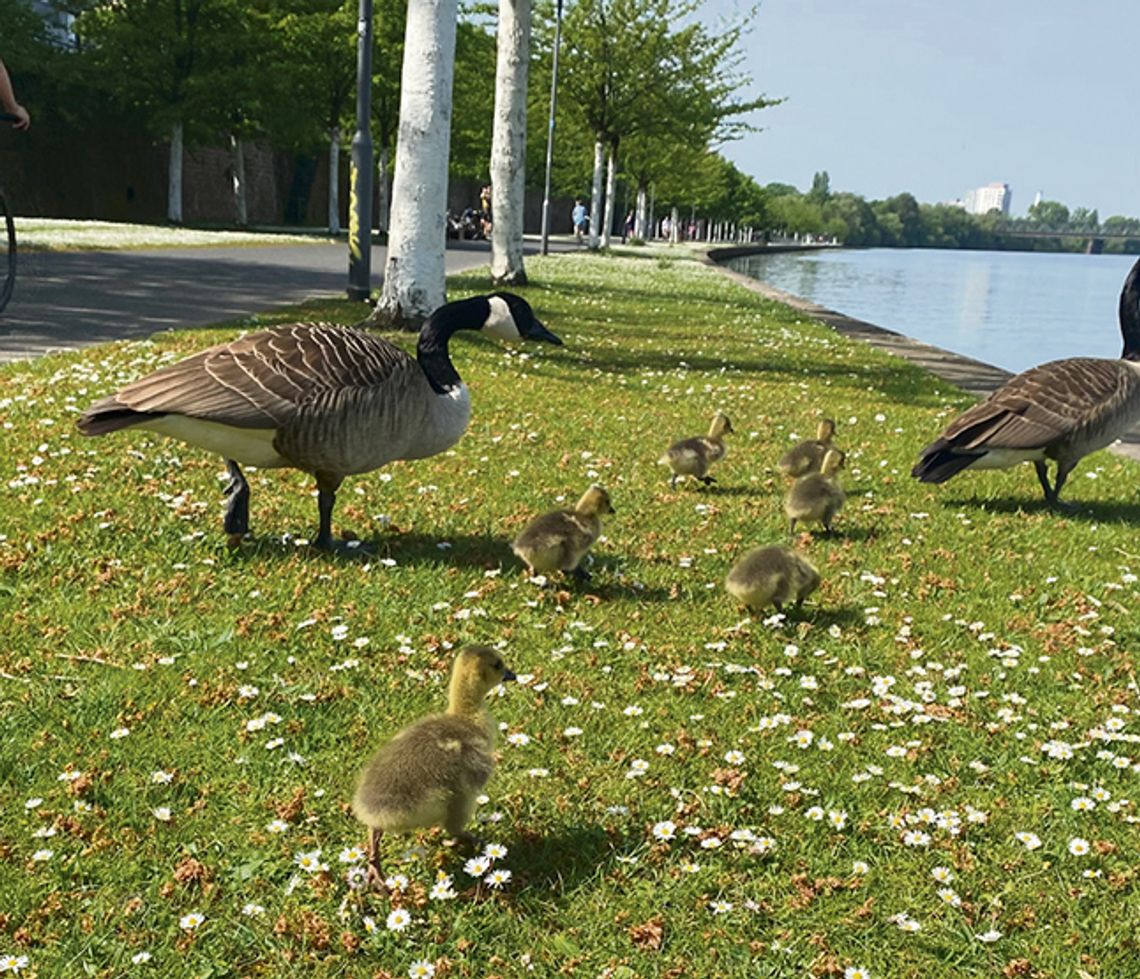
<box><xmin>347</xmin><ymin>0</ymin><xmax>374</xmax><ymax>301</ymax></box>
<box><xmin>539</xmin><ymin>0</ymin><xmax>563</xmax><ymax>256</ymax></box>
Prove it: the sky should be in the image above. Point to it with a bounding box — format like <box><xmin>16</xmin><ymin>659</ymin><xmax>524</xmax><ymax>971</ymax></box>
<box><xmin>703</xmin><ymin>0</ymin><xmax>1140</xmax><ymax>218</ymax></box>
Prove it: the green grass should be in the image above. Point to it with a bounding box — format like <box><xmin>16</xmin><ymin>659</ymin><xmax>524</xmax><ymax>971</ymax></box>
<box><xmin>2</xmin><ymin>252</ymin><xmax>1139</xmax><ymax>978</ymax></box>
<box><xmin>13</xmin><ymin>218</ymin><xmax>336</xmax><ymax>252</ymax></box>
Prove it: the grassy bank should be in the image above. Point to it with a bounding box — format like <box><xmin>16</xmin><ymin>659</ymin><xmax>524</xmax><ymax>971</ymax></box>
<box><xmin>1</xmin><ymin>252</ymin><xmax>1138</xmax><ymax>978</ymax></box>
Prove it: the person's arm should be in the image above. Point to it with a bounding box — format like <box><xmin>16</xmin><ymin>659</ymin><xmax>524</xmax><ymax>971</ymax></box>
<box><xmin>0</xmin><ymin>59</ymin><xmax>31</xmax><ymax>130</ymax></box>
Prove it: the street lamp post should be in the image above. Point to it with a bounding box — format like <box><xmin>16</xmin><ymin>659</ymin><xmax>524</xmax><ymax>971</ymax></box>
<box><xmin>539</xmin><ymin>0</ymin><xmax>563</xmax><ymax>256</ymax></box>
<box><xmin>347</xmin><ymin>0</ymin><xmax>374</xmax><ymax>301</ymax></box>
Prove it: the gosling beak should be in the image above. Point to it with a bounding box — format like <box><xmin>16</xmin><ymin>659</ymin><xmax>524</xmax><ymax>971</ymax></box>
<box><xmin>526</xmin><ymin>318</ymin><xmax>563</xmax><ymax>346</ymax></box>
<box><xmin>501</xmin><ymin>668</ymin><xmax>517</xmax><ymax>683</ymax></box>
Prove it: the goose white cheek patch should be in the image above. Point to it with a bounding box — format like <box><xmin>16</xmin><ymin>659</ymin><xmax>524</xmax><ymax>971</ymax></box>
<box><xmin>482</xmin><ymin>296</ymin><xmax>521</xmax><ymax>341</ymax></box>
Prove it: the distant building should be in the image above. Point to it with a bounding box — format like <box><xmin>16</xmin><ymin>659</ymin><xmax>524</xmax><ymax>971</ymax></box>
<box><xmin>964</xmin><ymin>183</ymin><xmax>1012</xmax><ymax>216</ymax></box>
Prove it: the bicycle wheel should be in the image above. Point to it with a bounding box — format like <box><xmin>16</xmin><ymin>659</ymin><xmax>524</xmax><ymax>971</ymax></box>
<box><xmin>0</xmin><ymin>189</ymin><xmax>15</xmax><ymax>314</ymax></box>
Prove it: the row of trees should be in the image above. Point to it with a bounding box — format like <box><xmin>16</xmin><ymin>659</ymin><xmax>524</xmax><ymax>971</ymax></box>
<box><xmin>767</xmin><ymin>172</ymin><xmax>1140</xmax><ymax>251</ymax></box>
<box><xmin>4</xmin><ymin>0</ymin><xmax>778</xmax><ymax>317</ymax></box>
<box><xmin>3</xmin><ymin>0</ymin><xmax>776</xmax><ymax>237</ymax></box>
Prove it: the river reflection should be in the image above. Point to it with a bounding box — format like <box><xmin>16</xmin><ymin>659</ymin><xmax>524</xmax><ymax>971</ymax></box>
<box><xmin>728</xmin><ymin>248</ymin><xmax>1137</xmax><ymax>374</ymax></box>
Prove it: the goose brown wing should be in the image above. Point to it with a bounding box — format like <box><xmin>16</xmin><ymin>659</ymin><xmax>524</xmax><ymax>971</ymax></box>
<box><xmin>91</xmin><ymin>324</ymin><xmax>412</xmax><ymax>430</ymax></box>
<box><xmin>939</xmin><ymin>358</ymin><xmax>1133</xmax><ymax>450</ymax></box>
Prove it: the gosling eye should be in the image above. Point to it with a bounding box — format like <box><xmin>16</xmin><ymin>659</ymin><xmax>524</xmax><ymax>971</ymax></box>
<box><xmin>493</xmin><ymin>659</ymin><xmax>504</xmax><ymax>671</ymax></box>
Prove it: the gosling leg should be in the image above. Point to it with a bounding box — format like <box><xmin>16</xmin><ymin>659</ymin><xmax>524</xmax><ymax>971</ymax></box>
<box><xmin>366</xmin><ymin>827</ymin><xmax>386</xmax><ymax>891</ymax></box>
<box><xmin>223</xmin><ymin>459</ymin><xmax>250</xmax><ymax>543</ymax></box>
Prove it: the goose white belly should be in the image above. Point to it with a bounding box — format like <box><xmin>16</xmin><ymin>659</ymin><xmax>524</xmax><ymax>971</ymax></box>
<box><xmin>142</xmin><ymin>415</ymin><xmax>288</xmax><ymax>468</ymax></box>
<box><xmin>968</xmin><ymin>447</ymin><xmax>1047</xmax><ymax>470</ymax></box>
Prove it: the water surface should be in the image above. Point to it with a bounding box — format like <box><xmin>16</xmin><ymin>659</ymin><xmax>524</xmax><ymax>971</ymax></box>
<box><xmin>728</xmin><ymin>249</ymin><xmax>1137</xmax><ymax>375</ymax></box>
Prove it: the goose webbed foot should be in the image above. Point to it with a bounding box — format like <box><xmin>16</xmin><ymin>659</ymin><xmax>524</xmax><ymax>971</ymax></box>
<box><xmin>571</xmin><ymin>565</ymin><xmax>592</xmax><ymax>583</ymax></box>
<box><xmin>699</xmin><ymin>475</ymin><xmax>716</xmax><ymax>486</ymax></box>
<box><xmin>223</xmin><ymin>460</ymin><xmax>250</xmax><ymax>543</ymax></box>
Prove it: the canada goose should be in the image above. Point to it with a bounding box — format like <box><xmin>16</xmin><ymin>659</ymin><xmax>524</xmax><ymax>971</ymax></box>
<box><xmin>76</xmin><ymin>293</ymin><xmax>561</xmax><ymax>550</ymax></box>
<box><xmin>778</xmin><ymin>418</ymin><xmax>840</xmax><ymax>478</ymax></box>
<box><xmin>352</xmin><ymin>645</ymin><xmax>515</xmax><ymax>888</ymax></box>
<box><xmin>785</xmin><ymin>448</ymin><xmax>845</xmax><ymax>534</ymax></box>
<box><xmin>913</xmin><ymin>259</ymin><xmax>1140</xmax><ymax>506</ymax></box>
<box><xmin>725</xmin><ymin>545</ymin><xmax>820</xmax><ymax>613</ymax></box>
<box><xmin>659</xmin><ymin>412</ymin><xmax>733</xmax><ymax>489</ymax></box>
<box><xmin>511</xmin><ymin>485</ymin><xmax>614</xmax><ymax>581</ymax></box>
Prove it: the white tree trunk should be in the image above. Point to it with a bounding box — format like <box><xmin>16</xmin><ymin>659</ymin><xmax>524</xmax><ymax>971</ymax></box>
<box><xmin>230</xmin><ymin>133</ymin><xmax>248</xmax><ymax>227</ymax></box>
<box><xmin>327</xmin><ymin>126</ymin><xmax>341</xmax><ymax>235</ymax></box>
<box><xmin>635</xmin><ymin>186</ymin><xmax>647</xmax><ymax>240</ymax></box>
<box><xmin>670</xmin><ymin>206</ymin><xmax>679</xmax><ymax>244</ymax></box>
<box><xmin>588</xmin><ymin>137</ymin><xmax>604</xmax><ymax>250</ymax></box>
<box><xmin>489</xmin><ymin>0</ymin><xmax>530</xmax><ymax>284</ymax></box>
<box><xmin>375</xmin><ymin>0</ymin><xmax>458</xmax><ymax>326</ymax></box>
<box><xmin>376</xmin><ymin>143</ymin><xmax>390</xmax><ymax>233</ymax></box>
<box><xmin>601</xmin><ymin>145</ymin><xmax>617</xmax><ymax>248</ymax></box>
<box><xmin>167</xmin><ymin>120</ymin><xmax>183</xmax><ymax>224</ymax></box>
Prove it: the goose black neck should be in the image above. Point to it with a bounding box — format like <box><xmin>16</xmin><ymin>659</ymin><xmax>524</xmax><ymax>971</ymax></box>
<box><xmin>1120</xmin><ymin>259</ymin><xmax>1140</xmax><ymax>361</ymax></box>
<box><xmin>417</xmin><ymin>296</ymin><xmax>492</xmax><ymax>394</ymax></box>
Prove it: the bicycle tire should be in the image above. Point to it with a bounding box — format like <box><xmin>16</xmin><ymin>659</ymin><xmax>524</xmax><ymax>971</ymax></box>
<box><xmin>0</xmin><ymin>189</ymin><xmax>15</xmax><ymax>314</ymax></box>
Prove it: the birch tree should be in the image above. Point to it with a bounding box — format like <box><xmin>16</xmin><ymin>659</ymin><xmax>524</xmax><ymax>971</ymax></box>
<box><xmin>489</xmin><ymin>0</ymin><xmax>531</xmax><ymax>285</ymax></box>
<box><xmin>369</xmin><ymin>0</ymin><xmax>458</xmax><ymax>329</ymax></box>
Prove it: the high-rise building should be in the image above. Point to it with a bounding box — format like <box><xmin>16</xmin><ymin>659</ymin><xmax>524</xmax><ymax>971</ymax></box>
<box><xmin>964</xmin><ymin>183</ymin><xmax>1012</xmax><ymax>216</ymax></box>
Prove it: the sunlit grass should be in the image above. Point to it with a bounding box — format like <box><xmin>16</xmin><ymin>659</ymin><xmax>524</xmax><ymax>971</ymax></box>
<box><xmin>1</xmin><ymin>251</ymin><xmax>1139</xmax><ymax>978</ymax></box>
<box><xmin>13</xmin><ymin>217</ymin><xmax>335</xmax><ymax>251</ymax></box>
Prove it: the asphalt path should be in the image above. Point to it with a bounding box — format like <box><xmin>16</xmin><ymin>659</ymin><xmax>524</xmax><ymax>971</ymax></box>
<box><xmin>0</xmin><ymin>236</ymin><xmax>570</xmax><ymax>364</ymax></box>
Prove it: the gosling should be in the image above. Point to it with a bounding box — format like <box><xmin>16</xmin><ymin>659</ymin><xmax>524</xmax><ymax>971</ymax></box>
<box><xmin>725</xmin><ymin>545</ymin><xmax>820</xmax><ymax>613</ymax></box>
<box><xmin>352</xmin><ymin>645</ymin><xmax>515</xmax><ymax>888</ymax></box>
<box><xmin>785</xmin><ymin>448</ymin><xmax>845</xmax><ymax>534</ymax></box>
<box><xmin>511</xmin><ymin>485</ymin><xmax>614</xmax><ymax>582</ymax></box>
<box><xmin>778</xmin><ymin>418</ymin><xmax>840</xmax><ymax>478</ymax></box>
<box><xmin>659</xmin><ymin>412</ymin><xmax>733</xmax><ymax>489</ymax></box>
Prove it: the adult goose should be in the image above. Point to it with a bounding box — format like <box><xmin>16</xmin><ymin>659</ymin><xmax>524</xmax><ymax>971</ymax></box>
<box><xmin>77</xmin><ymin>293</ymin><xmax>562</xmax><ymax>549</ymax></box>
<box><xmin>912</xmin><ymin>258</ymin><xmax>1140</xmax><ymax>507</ymax></box>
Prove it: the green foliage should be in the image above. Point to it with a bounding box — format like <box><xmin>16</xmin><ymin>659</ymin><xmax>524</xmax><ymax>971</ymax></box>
<box><xmin>2</xmin><ymin>252</ymin><xmax>1140</xmax><ymax>977</ymax></box>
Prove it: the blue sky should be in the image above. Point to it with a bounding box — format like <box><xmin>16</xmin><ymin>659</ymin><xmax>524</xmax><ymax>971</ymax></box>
<box><xmin>705</xmin><ymin>0</ymin><xmax>1139</xmax><ymax>218</ymax></box>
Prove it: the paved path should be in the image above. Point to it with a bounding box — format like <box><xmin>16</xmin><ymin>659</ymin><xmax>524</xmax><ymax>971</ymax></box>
<box><xmin>0</xmin><ymin>237</ymin><xmax>566</xmax><ymax>364</ymax></box>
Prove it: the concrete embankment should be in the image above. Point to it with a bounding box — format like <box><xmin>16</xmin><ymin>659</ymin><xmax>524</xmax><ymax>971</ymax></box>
<box><xmin>707</xmin><ymin>245</ymin><xmax>1140</xmax><ymax>463</ymax></box>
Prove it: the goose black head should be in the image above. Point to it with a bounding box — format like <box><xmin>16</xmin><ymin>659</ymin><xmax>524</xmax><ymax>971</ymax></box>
<box><xmin>1120</xmin><ymin>258</ymin><xmax>1140</xmax><ymax>361</ymax></box>
<box><xmin>484</xmin><ymin>292</ymin><xmax>563</xmax><ymax>346</ymax></box>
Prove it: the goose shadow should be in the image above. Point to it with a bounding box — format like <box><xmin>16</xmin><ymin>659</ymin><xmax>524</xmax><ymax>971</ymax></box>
<box><xmin>223</xmin><ymin>528</ymin><xmax>509</xmax><ymax>569</ymax></box>
<box><xmin>941</xmin><ymin>495</ymin><xmax>1140</xmax><ymax>523</ymax></box>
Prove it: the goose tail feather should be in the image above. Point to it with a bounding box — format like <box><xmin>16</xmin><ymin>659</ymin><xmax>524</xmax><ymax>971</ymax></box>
<box><xmin>912</xmin><ymin>443</ymin><xmax>981</xmax><ymax>484</ymax></box>
<box><xmin>77</xmin><ymin>402</ymin><xmax>153</xmax><ymax>436</ymax></box>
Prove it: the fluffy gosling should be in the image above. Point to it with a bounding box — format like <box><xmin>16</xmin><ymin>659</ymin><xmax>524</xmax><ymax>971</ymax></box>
<box><xmin>778</xmin><ymin>418</ymin><xmax>840</xmax><ymax>478</ymax></box>
<box><xmin>659</xmin><ymin>412</ymin><xmax>733</xmax><ymax>489</ymax></box>
<box><xmin>725</xmin><ymin>545</ymin><xmax>820</xmax><ymax>613</ymax></box>
<box><xmin>511</xmin><ymin>485</ymin><xmax>614</xmax><ymax>582</ymax></box>
<box><xmin>352</xmin><ymin>645</ymin><xmax>515</xmax><ymax>888</ymax></box>
<box><xmin>785</xmin><ymin>448</ymin><xmax>846</xmax><ymax>534</ymax></box>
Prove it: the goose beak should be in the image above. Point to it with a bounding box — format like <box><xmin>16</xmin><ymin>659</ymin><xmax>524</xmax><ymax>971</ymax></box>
<box><xmin>501</xmin><ymin>668</ymin><xmax>518</xmax><ymax>682</ymax></box>
<box><xmin>526</xmin><ymin>318</ymin><xmax>563</xmax><ymax>346</ymax></box>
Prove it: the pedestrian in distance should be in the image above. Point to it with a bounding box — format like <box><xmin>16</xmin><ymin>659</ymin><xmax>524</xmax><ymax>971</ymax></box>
<box><xmin>572</xmin><ymin>198</ymin><xmax>589</xmax><ymax>244</ymax></box>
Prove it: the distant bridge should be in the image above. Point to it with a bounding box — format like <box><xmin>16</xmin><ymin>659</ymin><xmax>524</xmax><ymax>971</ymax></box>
<box><xmin>991</xmin><ymin>228</ymin><xmax>1140</xmax><ymax>255</ymax></box>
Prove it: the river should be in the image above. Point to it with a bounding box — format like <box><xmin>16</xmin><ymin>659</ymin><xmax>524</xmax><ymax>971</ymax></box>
<box><xmin>726</xmin><ymin>248</ymin><xmax>1138</xmax><ymax>375</ymax></box>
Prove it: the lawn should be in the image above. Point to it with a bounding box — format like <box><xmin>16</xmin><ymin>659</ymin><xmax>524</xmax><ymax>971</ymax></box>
<box><xmin>1</xmin><ymin>251</ymin><xmax>1138</xmax><ymax>978</ymax></box>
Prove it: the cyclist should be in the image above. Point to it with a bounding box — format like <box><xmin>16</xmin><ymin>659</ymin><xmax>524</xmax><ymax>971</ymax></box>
<box><xmin>0</xmin><ymin>58</ymin><xmax>31</xmax><ymax>130</ymax></box>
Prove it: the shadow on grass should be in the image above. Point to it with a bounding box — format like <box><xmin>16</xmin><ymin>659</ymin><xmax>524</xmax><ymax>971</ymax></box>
<box><xmin>942</xmin><ymin>495</ymin><xmax>1140</xmax><ymax>523</ymax></box>
<box><xmin>510</xmin><ymin>825</ymin><xmax>624</xmax><ymax>896</ymax></box>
